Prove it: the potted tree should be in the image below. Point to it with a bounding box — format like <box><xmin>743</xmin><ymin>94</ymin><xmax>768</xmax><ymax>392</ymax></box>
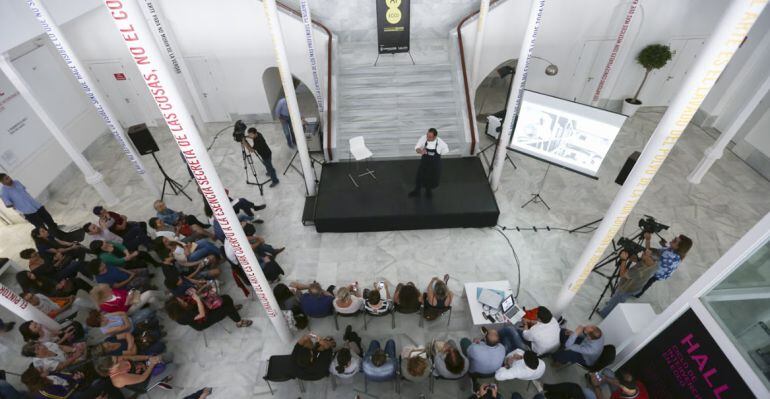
<box><xmin>622</xmin><ymin>44</ymin><xmax>673</xmax><ymax>117</ymax></box>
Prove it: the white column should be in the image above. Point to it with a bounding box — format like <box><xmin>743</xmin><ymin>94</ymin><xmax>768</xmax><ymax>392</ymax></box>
<box><xmin>489</xmin><ymin>0</ymin><xmax>545</xmax><ymax>191</ymax></box>
<box><xmin>688</xmin><ymin>73</ymin><xmax>770</xmax><ymax>184</ymax></box>
<box><xmin>0</xmin><ymin>54</ymin><xmax>119</xmax><ymax>206</ymax></box>
<box><xmin>590</xmin><ymin>0</ymin><xmax>639</xmax><ymax>107</ymax></box>
<box><xmin>26</xmin><ymin>0</ymin><xmax>161</xmax><ymax>199</ymax></box>
<box><xmin>471</xmin><ymin>0</ymin><xmax>491</xmax><ymax>87</ymax></box>
<box><xmin>101</xmin><ymin>0</ymin><xmax>292</xmax><ymax>342</ymax></box>
<box><xmin>299</xmin><ymin>0</ymin><xmax>325</xmax><ymax>118</ymax></box>
<box><xmin>0</xmin><ymin>283</ymin><xmax>60</xmax><ymax>330</ymax></box>
<box><xmin>138</xmin><ymin>0</ymin><xmax>210</xmax><ymax>126</ymax></box>
<box><xmin>553</xmin><ymin>0</ymin><xmax>768</xmax><ymax>315</ymax></box>
<box><xmin>264</xmin><ymin>0</ymin><xmax>317</xmax><ymax>196</ymax></box>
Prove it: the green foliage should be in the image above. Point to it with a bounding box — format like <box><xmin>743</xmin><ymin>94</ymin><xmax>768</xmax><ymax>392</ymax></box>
<box><xmin>636</xmin><ymin>44</ymin><xmax>672</xmax><ymax>72</ymax></box>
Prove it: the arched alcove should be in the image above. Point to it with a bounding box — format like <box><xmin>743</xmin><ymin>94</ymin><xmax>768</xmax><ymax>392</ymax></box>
<box><xmin>261</xmin><ymin>68</ymin><xmax>319</xmax><ymax>121</ymax></box>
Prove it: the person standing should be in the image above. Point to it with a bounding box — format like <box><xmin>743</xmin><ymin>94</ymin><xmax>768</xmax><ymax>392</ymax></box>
<box><xmin>1</xmin><ymin>174</ymin><xmax>58</xmax><ymax>230</ymax></box>
<box><xmin>274</xmin><ymin>97</ymin><xmax>296</xmax><ymax>149</ymax></box>
<box><xmin>409</xmin><ymin>128</ymin><xmax>449</xmax><ymax>198</ymax></box>
<box><xmin>597</xmin><ymin>250</ymin><xmax>657</xmax><ymax>318</ymax></box>
<box><xmin>245</xmin><ymin>127</ymin><xmax>279</xmax><ymax>187</ymax></box>
<box><xmin>635</xmin><ymin>232</ymin><xmax>692</xmax><ymax>298</ymax></box>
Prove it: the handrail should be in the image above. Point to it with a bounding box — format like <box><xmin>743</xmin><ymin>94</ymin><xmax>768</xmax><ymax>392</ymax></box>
<box><xmin>456</xmin><ymin>0</ymin><xmax>501</xmax><ymax>155</ymax></box>
<box><xmin>276</xmin><ymin>1</ymin><xmax>334</xmax><ymax>161</ymax></box>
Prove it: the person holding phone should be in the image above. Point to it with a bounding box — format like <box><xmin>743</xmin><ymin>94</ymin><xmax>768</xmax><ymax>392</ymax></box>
<box><xmin>468</xmin><ymin>383</ymin><xmax>502</xmax><ymax>399</ymax></box>
<box><xmin>364</xmin><ymin>281</ymin><xmax>392</xmax><ymax>315</ymax></box>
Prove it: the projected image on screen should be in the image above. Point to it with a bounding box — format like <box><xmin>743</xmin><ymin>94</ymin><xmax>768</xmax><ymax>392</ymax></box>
<box><xmin>510</xmin><ymin>91</ymin><xmax>627</xmax><ymax>176</ymax></box>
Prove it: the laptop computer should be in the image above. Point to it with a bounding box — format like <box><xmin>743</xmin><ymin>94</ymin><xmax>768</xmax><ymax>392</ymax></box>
<box><xmin>500</xmin><ymin>294</ymin><xmax>525</xmax><ymax>320</ymax></box>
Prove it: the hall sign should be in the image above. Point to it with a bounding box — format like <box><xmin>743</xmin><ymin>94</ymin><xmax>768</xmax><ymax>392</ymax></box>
<box><xmin>623</xmin><ymin>309</ymin><xmax>753</xmax><ymax>398</ymax></box>
<box><xmin>376</xmin><ymin>0</ymin><xmax>410</xmax><ymax>54</ymax></box>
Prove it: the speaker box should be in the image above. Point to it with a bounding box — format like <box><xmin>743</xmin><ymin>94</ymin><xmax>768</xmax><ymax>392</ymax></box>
<box><xmin>127</xmin><ymin>123</ymin><xmax>159</xmax><ymax>155</ymax></box>
<box><xmin>615</xmin><ymin>151</ymin><xmax>640</xmax><ymax>185</ymax></box>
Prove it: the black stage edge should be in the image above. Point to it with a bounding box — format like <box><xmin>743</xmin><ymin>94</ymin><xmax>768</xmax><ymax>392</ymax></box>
<box><xmin>313</xmin><ymin>157</ymin><xmax>499</xmax><ymax>232</ymax></box>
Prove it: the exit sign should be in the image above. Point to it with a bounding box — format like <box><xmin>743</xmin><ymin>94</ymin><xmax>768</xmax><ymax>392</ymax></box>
<box><xmin>113</xmin><ymin>73</ymin><xmax>126</xmax><ymax>80</ymax></box>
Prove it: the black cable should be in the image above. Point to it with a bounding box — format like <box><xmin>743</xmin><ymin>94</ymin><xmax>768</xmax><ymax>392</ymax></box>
<box><xmin>206</xmin><ymin>124</ymin><xmax>235</xmax><ymax>151</ymax></box>
<box><xmin>492</xmin><ymin>227</ymin><xmax>521</xmax><ymax>299</ymax></box>
<box><xmin>496</xmin><ymin>224</ymin><xmax>597</xmax><ymax>234</ymax></box>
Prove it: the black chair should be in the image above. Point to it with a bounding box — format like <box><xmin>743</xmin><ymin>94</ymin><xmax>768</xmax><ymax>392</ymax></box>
<box><xmin>394</xmin><ymin>303</ymin><xmax>422</xmax><ymax>326</ymax></box>
<box><xmin>263</xmin><ymin>355</ymin><xmax>297</xmax><ymax>395</ymax></box>
<box><xmin>334</xmin><ymin>308</ymin><xmax>362</xmax><ymax>330</ymax></box>
<box><xmin>297</xmin><ymin>372</ymin><xmax>329</xmax><ymax>393</ymax></box>
<box><xmin>420</xmin><ymin>305</ymin><xmax>452</xmax><ymax>327</ymax></box>
<box><xmin>363</xmin><ymin>306</ymin><xmax>395</xmax><ymax>330</ymax></box>
<box><xmin>578</xmin><ymin>345</ymin><xmax>616</xmax><ymax>372</ymax></box>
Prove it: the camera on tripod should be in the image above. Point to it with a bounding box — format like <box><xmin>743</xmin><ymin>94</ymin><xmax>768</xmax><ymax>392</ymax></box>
<box><xmin>617</xmin><ymin>237</ymin><xmax>645</xmax><ymax>256</ymax></box>
<box><xmin>232</xmin><ymin>120</ymin><xmax>247</xmax><ymax>142</ymax></box>
<box><xmin>638</xmin><ymin>215</ymin><xmax>669</xmax><ymax>234</ymax></box>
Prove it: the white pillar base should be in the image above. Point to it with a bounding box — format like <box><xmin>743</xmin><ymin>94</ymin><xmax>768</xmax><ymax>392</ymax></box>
<box><xmin>85</xmin><ymin>172</ymin><xmax>119</xmax><ymax>206</ymax></box>
<box><xmin>687</xmin><ymin>146</ymin><xmax>723</xmax><ymax>184</ymax></box>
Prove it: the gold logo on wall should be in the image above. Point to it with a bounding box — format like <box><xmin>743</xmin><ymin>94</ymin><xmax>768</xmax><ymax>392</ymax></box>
<box><xmin>385</xmin><ymin>0</ymin><xmax>402</xmax><ymax>24</ymax></box>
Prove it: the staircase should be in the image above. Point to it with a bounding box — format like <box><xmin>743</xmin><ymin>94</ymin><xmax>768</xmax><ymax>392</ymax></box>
<box><xmin>335</xmin><ymin>40</ymin><xmax>467</xmax><ymax>159</ymax></box>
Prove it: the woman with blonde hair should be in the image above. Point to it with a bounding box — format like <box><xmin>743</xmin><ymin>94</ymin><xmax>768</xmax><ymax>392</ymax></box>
<box><xmin>333</xmin><ymin>284</ymin><xmax>364</xmax><ymax>314</ymax></box>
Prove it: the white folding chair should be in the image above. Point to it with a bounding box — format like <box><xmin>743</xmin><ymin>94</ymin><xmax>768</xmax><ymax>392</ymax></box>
<box><xmin>348</xmin><ymin>136</ymin><xmax>376</xmax><ymax>187</ymax></box>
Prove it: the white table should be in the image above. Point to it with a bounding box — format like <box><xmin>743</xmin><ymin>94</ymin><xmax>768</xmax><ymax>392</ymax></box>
<box><xmin>464</xmin><ymin>280</ymin><xmax>515</xmax><ymax>326</ymax></box>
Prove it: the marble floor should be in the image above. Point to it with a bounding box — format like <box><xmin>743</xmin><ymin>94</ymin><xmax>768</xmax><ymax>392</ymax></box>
<box><xmin>0</xmin><ymin>100</ymin><xmax>769</xmax><ymax>397</ymax></box>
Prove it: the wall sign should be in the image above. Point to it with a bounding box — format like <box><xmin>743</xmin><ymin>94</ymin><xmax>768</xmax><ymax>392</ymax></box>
<box><xmin>376</xmin><ymin>0</ymin><xmax>410</xmax><ymax>54</ymax></box>
<box><xmin>623</xmin><ymin>309</ymin><xmax>753</xmax><ymax>398</ymax></box>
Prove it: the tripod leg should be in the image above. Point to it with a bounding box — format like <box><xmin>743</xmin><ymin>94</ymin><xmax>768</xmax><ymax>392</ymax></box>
<box><xmin>537</xmin><ymin>195</ymin><xmax>551</xmax><ymax>210</ymax></box>
<box><xmin>283</xmin><ymin>151</ymin><xmax>299</xmax><ymax>176</ymax></box>
<box><xmin>505</xmin><ymin>154</ymin><xmax>517</xmax><ymax>169</ymax></box>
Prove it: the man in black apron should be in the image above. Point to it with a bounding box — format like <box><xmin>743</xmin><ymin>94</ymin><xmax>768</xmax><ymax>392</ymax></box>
<box><xmin>409</xmin><ymin>128</ymin><xmax>449</xmax><ymax>198</ymax></box>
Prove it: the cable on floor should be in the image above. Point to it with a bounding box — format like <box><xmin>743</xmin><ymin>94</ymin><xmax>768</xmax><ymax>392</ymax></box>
<box><xmin>492</xmin><ymin>226</ymin><xmax>522</xmax><ymax>299</ymax></box>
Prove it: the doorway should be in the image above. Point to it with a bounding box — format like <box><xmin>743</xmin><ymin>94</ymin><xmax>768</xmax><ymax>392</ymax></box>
<box><xmin>184</xmin><ymin>56</ymin><xmax>230</xmax><ymax>122</ymax></box>
<box><xmin>87</xmin><ymin>60</ymin><xmax>159</xmax><ymax>128</ymax></box>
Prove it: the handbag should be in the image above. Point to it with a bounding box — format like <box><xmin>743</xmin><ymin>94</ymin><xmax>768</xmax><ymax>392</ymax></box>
<box><xmin>192</xmin><ymin>282</ymin><xmax>223</xmax><ymax>310</ymax></box>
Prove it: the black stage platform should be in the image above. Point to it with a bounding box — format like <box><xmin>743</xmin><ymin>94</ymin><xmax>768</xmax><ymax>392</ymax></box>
<box><xmin>312</xmin><ymin>157</ymin><xmax>499</xmax><ymax>232</ymax></box>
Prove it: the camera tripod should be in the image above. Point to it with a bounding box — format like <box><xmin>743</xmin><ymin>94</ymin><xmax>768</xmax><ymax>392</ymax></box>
<box><xmin>587</xmin><ymin>229</ymin><xmax>646</xmax><ymax>320</ymax></box>
<box><xmin>241</xmin><ymin>146</ymin><xmax>271</xmax><ymax>196</ymax></box>
<box><xmin>282</xmin><ymin>149</ymin><xmax>323</xmax><ymax>182</ymax></box>
<box><xmin>152</xmin><ymin>152</ymin><xmax>191</xmax><ymax>202</ymax></box>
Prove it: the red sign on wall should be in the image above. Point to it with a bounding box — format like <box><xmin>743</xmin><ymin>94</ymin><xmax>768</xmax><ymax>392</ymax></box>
<box><xmin>113</xmin><ymin>73</ymin><xmax>127</xmax><ymax>81</ymax></box>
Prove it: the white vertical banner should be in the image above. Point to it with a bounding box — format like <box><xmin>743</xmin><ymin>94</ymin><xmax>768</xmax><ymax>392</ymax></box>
<box><xmin>554</xmin><ymin>0</ymin><xmax>769</xmax><ymax>315</ymax></box>
<box><xmin>299</xmin><ymin>0</ymin><xmax>325</xmax><ymax>117</ymax></box>
<box><xmin>0</xmin><ymin>283</ymin><xmax>60</xmax><ymax>330</ymax></box>
<box><xmin>489</xmin><ymin>0</ymin><xmax>545</xmax><ymax>191</ymax></box>
<box><xmin>591</xmin><ymin>0</ymin><xmax>639</xmax><ymax>107</ymax></box>
<box><xmin>471</xmin><ymin>0</ymin><xmax>491</xmax><ymax>87</ymax></box>
<box><xmin>100</xmin><ymin>0</ymin><xmax>292</xmax><ymax>341</ymax></box>
<box><xmin>25</xmin><ymin>0</ymin><xmax>161</xmax><ymax>199</ymax></box>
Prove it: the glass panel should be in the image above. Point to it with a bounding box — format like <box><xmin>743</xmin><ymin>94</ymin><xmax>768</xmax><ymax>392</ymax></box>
<box><xmin>702</xmin><ymin>239</ymin><xmax>770</xmax><ymax>391</ymax></box>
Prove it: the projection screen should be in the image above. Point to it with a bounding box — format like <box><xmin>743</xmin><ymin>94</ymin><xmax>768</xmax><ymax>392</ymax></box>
<box><xmin>509</xmin><ymin>90</ymin><xmax>627</xmax><ymax>177</ymax></box>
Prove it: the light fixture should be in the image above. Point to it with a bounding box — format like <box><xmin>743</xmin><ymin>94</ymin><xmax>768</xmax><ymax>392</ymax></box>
<box><xmin>531</xmin><ymin>56</ymin><xmax>559</xmax><ymax>76</ymax></box>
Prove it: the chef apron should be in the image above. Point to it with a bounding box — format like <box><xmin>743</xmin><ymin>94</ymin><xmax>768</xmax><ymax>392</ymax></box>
<box><xmin>416</xmin><ymin>140</ymin><xmax>442</xmax><ymax>189</ymax></box>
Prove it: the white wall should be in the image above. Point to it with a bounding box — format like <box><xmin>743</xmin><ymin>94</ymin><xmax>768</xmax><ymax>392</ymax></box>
<box><xmin>461</xmin><ymin>0</ymin><xmax>726</xmax><ymax>108</ymax></box>
<box><xmin>0</xmin><ymin>0</ymin><xmax>100</xmax><ymax>54</ymax></box>
<box><xmin>60</xmin><ymin>0</ymin><xmax>330</xmax><ymax>122</ymax></box>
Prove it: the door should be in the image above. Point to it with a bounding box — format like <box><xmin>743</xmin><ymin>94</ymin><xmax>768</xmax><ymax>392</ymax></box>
<box><xmin>570</xmin><ymin>39</ymin><xmax>615</xmax><ymax>105</ymax></box>
<box><xmin>184</xmin><ymin>57</ymin><xmax>230</xmax><ymax>122</ymax></box>
<box><xmin>644</xmin><ymin>37</ymin><xmax>706</xmax><ymax>106</ymax></box>
<box><xmin>87</xmin><ymin>61</ymin><xmax>159</xmax><ymax>128</ymax></box>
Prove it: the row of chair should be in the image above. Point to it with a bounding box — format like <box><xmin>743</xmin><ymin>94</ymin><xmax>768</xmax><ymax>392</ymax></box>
<box><xmin>331</xmin><ymin>303</ymin><xmax>453</xmax><ymax>331</ymax></box>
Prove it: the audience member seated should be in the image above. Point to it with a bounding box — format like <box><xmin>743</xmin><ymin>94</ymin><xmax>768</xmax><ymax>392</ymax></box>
<box><xmin>431</xmin><ymin>339</ymin><xmax>469</xmax><ymax>379</ymax></box>
<box><xmin>95</xmin><ymin>354</ymin><xmax>175</xmax><ymax>392</ymax></box>
<box><xmin>83</xmin><ymin>221</ymin><xmax>123</xmax><ymax>246</ymax></box>
<box><xmin>539</xmin><ymin>382</ymin><xmax>591</xmax><ymax>399</ymax></box>
<box><xmin>393</xmin><ymin>281</ymin><xmax>422</xmax><ymax>313</ymax></box>
<box><xmin>291</xmin><ymin>333</ymin><xmax>335</xmax><ymax>380</ymax></box>
<box><xmin>90</xmin><ymin>240</ymin><xmax>161</xmax><ymax>269</ymax></box>
<box><xmin>149</xmin><ymin>216</ymin><xmax>213</xmax><ymax>243</ymax></box>
<box><xmin>89</xmin><ymin>284</ymin><xmax>163</xmax><ymax>324</ymax></box>
<box><xmin>92</xmin><ymin>206</ymin><xmax>152</xmax><ymax>250</ymax></box>
<box><xmin>86</xmin><ymin>310</ymin><xmax>133</xmax><ymax>338</ymax></box>
<box><xmin>16</xmin><ymin>270</ymin><xmax>90</xmax><ymax>297</ymax></box>
<box><xmin>225</xmin><ymin>189</ymin><xmax>266</xmax><ymax>220</ymax></box>
<box><xmin>362</xmin><ymin>338</ymin><xmax>397</xmax><ymax>382</ymax></box>
<box><xmin>424</xmin><ymin>274</ymin><xmax>453</xmax><ymax>320</ymax></box>
<box><xmin>223</xmin><ymin>223</ymin><xmax>285</xmax><ymax>283</ymax></box>
<box><xmin>274</xmin><ymin>283</ymin><xmax>300</xmax><ymax>311</ymax></box>
<box><xmin>20</xmin><ymin>248</ymin><xmax>82</xmax><ymax>281</ymax></box>
<box><xmin>159</xmin><ymin>237</ymin><xmax>221</xmax><ymax>280</ymax></box>
<box><xmin>87</xmin><ymin>260</ymin><xmax>153</xmax><ymax>291</ymax></box>
<box><xmin>203</xmin><ymin>202</ymin><xmax>261</xmax><ymax>242</ymax></box>
<box><xmin>21</xmin><ymin>341</ymin><xmax>86</xmax><ymax>373</ymax></box>
<box><xmin>468</xmin><ymin>383</ymin><xmax>502</xmax><ymax>399</ymax></box>
<box><xmin>363</xmin><ymin>281</ymin><xmax>392</xmax><ymax>315</ymax></box>
<box><xmin>552</xmin><ymin>325</ymin><xmax>604</xmax><ymax>367</ymax></box>
<box><xmin>153</xmin><ymin>200</ymin><xmax>209</xmax><ymax>228</ymax></box>
<box><xmin>19</xmin><ymin>320</ymin><xmax>85</xmax><ymax>344</ymax></box>
<box><xmin>21</xmin><ymin>365</ymin><xmax>122</xmax><ymax>399</ymax></box>
<box><xmin>494</xmin><ymin>349</ymin><xmax>544</xmax><ymax>381</ymax></box>
<box><xmin>330</xmin><ymin>326</ymin><xmax>363</xmax><ymax>382</ymax></box>
<box><xmin>461</xmin><ymin>328</ymin><xmax>506</xmax><ymax>376</ymax></box>
<box><xmin>500</xmin><ymin>306</ymin><xmax>560</xmax><ymax>356</ymax></box>
<box><xmin>334</xmin><ymin>284</ymin><xmax>364</xmax><ymax>314</ymax></box>
<box><xmin>164</xmin><ymin>269</ymin><xmax>205</xmax><ymax>298</ymax></box>
<box><xmin>400</xmin><ymin>345</ymin><xmax>431</xmax><ymax>382</ymax></box>
<box><xmin>165</xmin><ymin>291</ymin><xmax>252</xmax><ymax>330</ymax></box>
<box><xmin>586</xmin><ymin>369</ymin><xmax>648</xmax><ymax>399</ymax></box>
<box><xmin>90</xmin><ymin>328</ymin><xmax>166</xmax><ymax>357</ymax></box>
<box><xmin>23</xmin><ymin>292</ymin><xmax>87</xmax><ymax>320</ymax></box>
<box><xmin>292</xmin><ymin>281</ymin><xmax>334</xmax><ymax>318</ymax></box>
<box><xmin>31</xmin><ymin>226</ymin><xmax>86</xmax><ymax>263</ymax></box>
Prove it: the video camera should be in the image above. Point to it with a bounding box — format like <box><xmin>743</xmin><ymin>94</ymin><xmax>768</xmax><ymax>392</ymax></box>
<box><xmin>617</xmin><ymin>237</ymin><xmax>645</xmax><ymax>256</ymax></box>
<box><xmin>232</xmin><ymin>120</ymin><xmax>247</xmax><ymax>142</ymax></box>
<box><xmin>638</xmin><ymin>215</ymin><xmax>669</xmax><ymax>234</ymax></box>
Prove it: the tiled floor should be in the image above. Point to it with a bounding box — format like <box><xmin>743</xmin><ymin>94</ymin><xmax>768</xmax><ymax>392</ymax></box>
<box><xmin>0</xmin><ymin>99</ymin><xmax>768</xmax><ymax>398</ymax></box>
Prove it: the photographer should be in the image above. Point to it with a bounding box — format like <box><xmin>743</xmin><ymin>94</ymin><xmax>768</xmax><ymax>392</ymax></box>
<box><xmin>634</xmin><ymin>232</ymin><xmax>692</xmax><ymax>298</ymax></box>
<box><xmin>597</xmin><ymin>249</ymin><xmax>657</xmax><ymax>318</ymax></box>
<box><xmin>469</xmin><ymin>383</ymin><xmax>502</xmax><ymax>399</ymax></box>
<box><xmin>242</xmin><ymin>127</ymin><xmax>279</xmax><ymax>187</ymax></box>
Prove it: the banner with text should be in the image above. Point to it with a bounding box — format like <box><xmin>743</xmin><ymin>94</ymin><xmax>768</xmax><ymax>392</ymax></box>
<box><xmin>623</xmin><ymin>309</ymin><xmax>753</xmax><ymax>398</ymax></box>
<box><xmin>376</xmin><ymin>0</ymin><xmax>410</xmax><ymax>54</ymax></box>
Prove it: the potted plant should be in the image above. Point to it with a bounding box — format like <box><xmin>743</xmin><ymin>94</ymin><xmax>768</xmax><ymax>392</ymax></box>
<box><xmin>622</xmin><ymin>44</ymin><xmax>673</xmax><ymax>117</ymax></box>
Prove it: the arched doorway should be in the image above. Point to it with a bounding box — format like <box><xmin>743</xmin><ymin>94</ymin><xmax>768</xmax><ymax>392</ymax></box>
<box><xmin>261</xmin><ymin>68</ymin><xmax>321</xmax><ymax>151</ymax></box>
<box><xmin>473</xmin><ymin>59</ymin><xmax>517</xmax><ymax>139</ymax></box>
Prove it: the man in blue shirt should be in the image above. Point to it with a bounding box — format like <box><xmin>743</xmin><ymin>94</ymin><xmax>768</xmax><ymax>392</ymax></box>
<box><xmin>552</xmin><ymin>324</ymin><xmax>604</xmax><ymax>367</ymax></box>
<box><xmin>292</xmin><ymin>281</ymin><xmax>334</xmax><ymax>317</ymax></box>
<box><xmin>635</xmin><ymin>232</ymin><xmax>693</xmax><ymax>298</ymax></box>
<box><xmin>1</xmin><ymin>174</ymin><xmax>57</xmax><ymax>230</ymax></box>
<box><xmin>362</xmin><ymin>338</ymin><xmax>397</xmax><ymax>381</ymax></box>
<box><xmin>87</xmin><ymin>259</ymin><xmax>151</xmax><ymax>291</ymax></box>
<box><xmin>274</xmin><ymin>97</ymin><xmax>296</xmax><ymax>149</ymax></box>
